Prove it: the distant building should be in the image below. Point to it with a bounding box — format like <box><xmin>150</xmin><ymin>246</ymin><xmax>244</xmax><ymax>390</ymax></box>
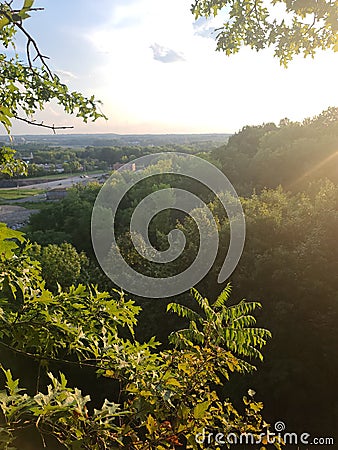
<box><xmin>46</xmin><ymin>188</ymin><xmax>68</xmax><ymax>201</ymax></box>
<box><xmin>34</xmin><ymin>163</ymin><xmax>64</xmax><ymax>173</ymax></box>
<box><xmin>113</xmin><ymin>161</ymin><xmax>136</xmax><ymax>172</ymax></box>
<box><xmin>54</xmin><ymin>164</ymin><xmax>65</xmax><ymax>173</ymax></box>
<box><xmin>113</xmin><ymin>162</ymin><xmax>124</xmax><ymax>171</ymax></box>
<box><xmin>21</xmin><ymin>152</ymin><xmax>34</xmax><ymax>163</ymax></box>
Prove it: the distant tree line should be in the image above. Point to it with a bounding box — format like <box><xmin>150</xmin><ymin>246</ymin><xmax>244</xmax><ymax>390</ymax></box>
<box><xmin>0</xmin><ymin>141</ymin><xmax>225</xmax><ymax>178</ymax></box>
<box><xmin>212</xmin><ymin>107</ymin><xmax>338</xmax><ymax>195</ymax></box>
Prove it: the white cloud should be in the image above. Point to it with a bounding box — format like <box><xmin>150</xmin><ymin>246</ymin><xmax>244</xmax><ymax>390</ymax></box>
<box><xmin>55</xmin><ymin>70</ymin><xmax>78</xmax><ymax>83</ymax></box>
<box><xmin>150</xmin><ymin>43</ymin><xmax>185</xmax><ymax>63</ymax></box>
<box><xmin>192</xmin><ymin>15</ymin><xmax>226</xmax><ymax>40</ymax></box>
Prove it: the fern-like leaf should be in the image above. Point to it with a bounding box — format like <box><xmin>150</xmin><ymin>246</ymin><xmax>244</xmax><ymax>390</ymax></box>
<box><xmin>213</xmin><ymin>283</ymin><xmax>232</xmax><ymax>308</ymax></box>
<box><xmin>167</xmin><ymin>303</ymin><xmax>201</xmax><ymax>322</ymax></box>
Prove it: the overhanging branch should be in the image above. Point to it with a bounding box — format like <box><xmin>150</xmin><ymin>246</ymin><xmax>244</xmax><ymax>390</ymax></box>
<box><xmin>1</xmin><ymin>6</ymin><xmax>53</xmax><ymax>77</ymax></box>
<box><xmin>14</xmin><ymin>116</ymin><xmax>74</xmax><ymax>134</ymax></box>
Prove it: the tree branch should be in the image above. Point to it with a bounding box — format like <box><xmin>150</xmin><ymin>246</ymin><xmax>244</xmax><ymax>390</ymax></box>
<box><xmin>1</xmin><ymin>7</ymin><xmax>53</xmax><ymax>77</ymax></box>
<box><xmin>0</xmin><ymin>339</ymin><xmax>108</xmax><ymax>370</ymax></box>
<box><xmin>14</xmin><ymin>116</ymin><xmax>74</xmax><ymax>134</ymax></box>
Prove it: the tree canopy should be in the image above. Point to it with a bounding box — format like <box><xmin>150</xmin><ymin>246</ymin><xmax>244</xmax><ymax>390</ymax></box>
<box><xmin>192</xmin><ymin>0</ymin><xmax>338</xmax><ymax>65</ymax></box>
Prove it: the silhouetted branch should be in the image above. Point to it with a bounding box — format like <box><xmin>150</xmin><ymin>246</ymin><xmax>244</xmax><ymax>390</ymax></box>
<box><xmin>1</xmin><ymin>6</ymin><xmax>53</xmax><ymax>77</ymax></box>
<box><xmin>15</xmin><ymin>116</ymin><xmax>74</xmax><ymax>134</ymax></box>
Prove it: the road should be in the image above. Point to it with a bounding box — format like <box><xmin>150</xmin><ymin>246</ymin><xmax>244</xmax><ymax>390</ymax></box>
<box><xmin>1</xmin><ymin>173</ymin><xmax>108</xmax><ymax>204</ymax></box>
<box><xmin>14</xmin><ymin>173</ymin><xmax>105</xmax><ymax>191</ymax></box>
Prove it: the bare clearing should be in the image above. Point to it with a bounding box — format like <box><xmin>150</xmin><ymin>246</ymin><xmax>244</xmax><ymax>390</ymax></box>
<box><xmin>0</xmin><ymin>205</ymin><xmax>39</xmax><ymax>229</ymax></box>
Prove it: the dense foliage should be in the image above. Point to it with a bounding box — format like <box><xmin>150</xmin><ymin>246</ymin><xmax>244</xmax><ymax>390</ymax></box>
<box><xmin>0</xmin><ymin>224</ymin><xmax>275</xmax><ymax>449</ymax></box>
<box><xmin>212</xmin><ymin>107</ymin><xmax>338</xmax><ymax>195</ymax></box>
<box><xmin>24</xmin><ymin>111</ymin><xmax>338</xmax><ymax>440</ymax></box>
<box><xmin>192</xmin><ymin>0</ymin><xmax>338</xmax><ymax>66</ymax></box>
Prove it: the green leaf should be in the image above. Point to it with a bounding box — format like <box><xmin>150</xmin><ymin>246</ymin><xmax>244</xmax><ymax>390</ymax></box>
<box><xmin>0</xmin><ymin>17</ymin><xmax>10</xmax><ymax>30</ymax></box>
<box><xmin>1</xmin><ymin>366</ymin><xmax>22</xmax><ymax>395</ymax></box>
<box><xmin>0</xmin><ymin>224</ymin><xmax>24</xmax><ymax>258</ymax></box>
<box><xmin>146</xmin><ymin>415</ymin><xmax>157</xmax><ymax>435</ymax></box>
<box><xmin>193</xmin><ymin>400</ymin><xmax>210</xmax><ymax>419</ymax></box>
<box><xmin>165</xmin><ymin>378</ymin><xmax>182</xmax><ymax>388</ymax></box>
<box><xmin>23</xmin><ymin>0</ymin><xmax>34</xmax><ymax>8</ymax></box>
<box><xmin>213</xmin><ymin>283</ymin><xmax>232</xmax><ymax>307</ymax></box>
<box><xmin>18</xmin><ymin>0</ymin><xmax>35</xmax><ymax>19</ymax></box>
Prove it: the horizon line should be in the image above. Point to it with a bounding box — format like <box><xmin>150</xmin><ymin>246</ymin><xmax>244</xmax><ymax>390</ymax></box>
<box><xmin>0</xmin><ymin>131</ymin><xmax>233</xmax><ymax>138</ymax></box>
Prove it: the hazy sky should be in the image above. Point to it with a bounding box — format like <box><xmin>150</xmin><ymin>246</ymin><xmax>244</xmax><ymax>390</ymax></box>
<box><xmin>6</xmin><ymin>0</ymin><xmax>338</xmax><ymax>134</ymax></box>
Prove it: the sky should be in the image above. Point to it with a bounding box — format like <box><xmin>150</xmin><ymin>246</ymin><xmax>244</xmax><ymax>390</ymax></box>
<box><xmin>5</xmin><ymin>0</ymin><xmax>338</xmax><ymax>135</ymax></box>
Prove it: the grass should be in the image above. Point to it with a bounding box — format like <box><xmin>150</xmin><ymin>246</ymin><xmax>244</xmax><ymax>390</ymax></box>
<box><xmin>11</xmin><ymin>200</ymin><xmax>49</xmax><ymax>210</ymax></box>
<box><xmin>0</xmin><ymin>188</ymin><xmax>45</xmax><ymax>200</ymax></box>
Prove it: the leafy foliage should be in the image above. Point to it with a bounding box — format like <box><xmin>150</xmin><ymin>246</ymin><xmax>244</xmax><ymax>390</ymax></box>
<box><xmin>168</xmin><ymin>285</ymin><xmax>271</xmax><ymax>373</ymax></box>
<box><xmin>0</xmin><ymin>1</ymin><xmax>106</xmax><ymax>133</ymax></box>
<box><xmin>0</xmin><ymin>224</ymin><xmax>276</xmax><ymax>449</ymax></box>
<box><xmin>176</xmin><ymin>177</ymin><xmax>338</xmax><ymax>435</ymax></box>
<box><xmin>29</xmin><ymin>242</ymin><xmax>89</xmax><ymax>292</ymax></box>
<box><xmin>0</xmin><ymin>147</ymin><xmax>27</xmax><ymax>178</ymax></box>
<box><xmin>0</xmin><ymin>0</ymin><xmax>106</xmax><ymax>178</ymax></box>
<box><xmin>192</xmin><ymin>0</ymin><xmax>338</xmax><ymax>66</ymax></box>
<box><xmin>212</xmin><ymin>108</ymin><xmax>338</xmax><ymax>194</ymax></box>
